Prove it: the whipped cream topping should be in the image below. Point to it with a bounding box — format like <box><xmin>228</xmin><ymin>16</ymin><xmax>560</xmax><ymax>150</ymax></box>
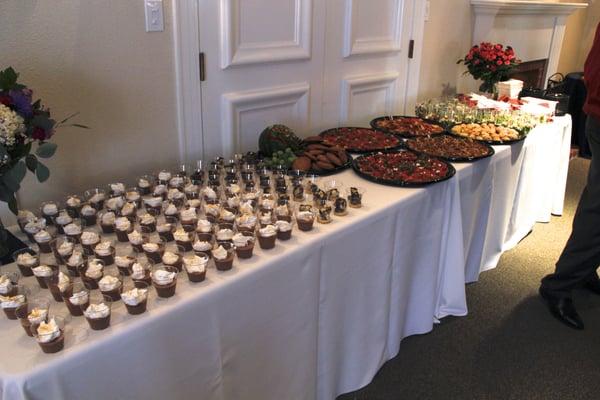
<box><xmin>42</xmin><ymin>203</ymin><xmax>58</xmax><ymax>215</ymax></box>
<box><xmin>140</xmin><ymin>214</ymin><xmax>156</xmax><ymax>225</ymax></box>
<box><xmin>18</xmin><ymin>210</ymin><xmax>36</xmax><ymax>222</ymax></box>
<box><xmin>80</xmin><ymin>204</ymin><xmax>97</xmax><ymax>216</ymax></box>
<box><xmin>174</xmin><ymin>229</ymin><xmax>190</xmax><ymax>242</ymax></box>
<box><xmin>219</xmin><ymin>209</ymin><xmax>235</xmax><ymax>221</ymax></box>
<box><xmin>216</xmin><ymin>229</ymin><xmax>234</xmax><ymax>241</ymax></box>
<box><xmin>142</xmin><ymin>242</ymin><xmax>160</xmax><ymax>253</ymax></box>
<box><xmin>17</xmin><ymin>252</ymin><xmax>38</xmax><ymax>267</ymax></box>
<box><xmin>55</xmin><ymin>211</ymin><xmax>73</xmax><ymax>225</ymax></box>
<box><xmin>203</xmin><ymin>187</ymin><xmax>217</xmax><ymax>200</ymax></box>
<box><xmin>101</xmin><ymin>211</ymin><xmax>116</xmax><ymax>225</ymax></box>
<box><xmin>138</xmin><ymin>178</ymin><xmax>151</xmax><ymax>188</ymax></box>
<box><xmin>205</xmin><ymin>204</ymin><xmax>220</xmax><ymax>216</ymax></box>
<box><xmin>34</xmin><ymin>230</ymin><xmax>52</xmax><ymax>243</ymax></box>
<box><xmin>57</xmin><ymin>241</ymin><xmax>74</xmax><ymax>256</ymax></box>
<box><xmin>196</xmin><ymin>219</ymin><xmax>212</xmax><ymax>233</ymax></box>
<box><xmin>259</xmin><ymin>225</ymin><xmax>277</xmax><ymax>237</ymax></box>
<box><xmin>261</xmin><ymin>199</ymin><xmax>275</xmax><ymax>210</ymax></box>
<box><xmin>66</xmin><ymin>196</ymin><xmax>81</xmax><ymax>207</ymax></box>
<box><xmin>84</xmin><ymin>303</ymin><xmax>110</xmax><ymax>319</ymax></box>
<box><xmin>115</xmin><ymin>217</ymin><xmax>131</xmax><ymax>231</ymax></box>
<box><xmin>0</xmin><ymin>294</ymin><xmax>25</xmax><ymax>308</ymax></box>
<box><xmin>157</xmin><ymin>223</ymin><xmax>173</xmax><ymax>233</ymax></box>
<box><xmin>57</xmin><ymin>271</ymin><xmax>71</xmax><ymax>292</ymax></box>
<box><xmin>184</xmin><ymin>184</ymin><xmax>198</xmax><ymax>194</ymax></box>
<box><xmin>63</xmin><ymin>223</ymin><xmax>82</xmax><ymax>236</ymax></box>
<box><xmin>69</xmin><ymin>290</ymin><xmax>89</xmax><ymax>305</ymax></box>
<box><xmin>242</xmin><ymin>191</ymin><xmax>258</xmax><ymax>201</ymax></box>
<box><xmin>212</xmin><ymin>245</ymin><xmax>229</xmax><ymax>260</ymax></box>
<box><xmin>36</xmin><ymin>318</ymin><xmax>60</xmax><ymax>343</ymax></box>
<box><xmin>180</xmin><ymin>207</ymin><xmax>197</xmax><ymax>222</ymax></box>
<box><xmin>259</xmin><ymin>212</ymin><xmax>272</xmax><ymax>225</ymax></box>
<box><xmin>81</xmin><ymin>231</ymin><xmax>100</xmax><ymax>245</ymax></box>
<box><xmin>106</xmin><ymin>196</ymin><xmax>124</xmax><ymax>210</ymax></box>
<box><xmin>89</xmin><ymin>193</ymin><xmax>106</xmax><ymax>204</ymax></box>
<box><xmin>233</xmin><ymin>233</ymin><xmax>253</xmax><ymax>247</ymax></box>
<box><xmin>110</xmin><ymin>182</ymin><xmax>125</xmax><ymax>194</ymax></box>
<box><xmin>0</xmin><ymin>275</ymin><xmax>13</xmax><ymax>295</ymax></box>
<box><xmin>120</xmin><ymin>202</ymin><xmax>136</xmax><ymax>216</ymax></box>
<box><xmin>98</xmin><ymin>275</ymin><xmax>121</xmax><ymax>291</ymax></box>
<box><xmin>184</xmin><ymin>255</ymin><xmax>208</xmax><ymax>273</ymax></box>
<box><xmin>275</xmin><ymin>220</ymin><xmax>292</xmax><ymax>232</ymax></box>
<box><xmin>115</xmin><ymin>255</ymin><xmax>134</xmax><ymax>268</ymax></box>
<box><xmin>162</xmin><ymin>251</ymin><xmax>180</xmax><ymax>265</ymax></box>
<box><xmin>158</xmin><ymin>171</ymin><xmax>172</xmax><ymax>182</ymax></box>
<box><xmin>164</xmin><ymin>203</ymin><xmax>179</xmax><ymax>215</ymax></box>
<box><xmin>275</xmin><ymin>205</ymin><xmax>290</xmax><ymax>216</ymax></box>
<box><xmin>94</xmin><ymin>241</ymin><xmax>113</xmax><ymax>256</ymax></box>
<box><xmin>128</xmin><ymin>230</ymin><xmax>143</xmax><ymax>245</ymax></box>
<box><xmin>131</xmin><ymin>263</ymin><xmax>148</xmax><ymax>279</ymax></box>
<box><xmin>153</xmin><ymin>184</ymin><xmax>167</xmax><ymax>195</ymax></box>
<box><xmin>193</xmin><ymin>240</ymin><xmax>212</xmax><ymax>252</ymax></box>
<box><xmin>227</xmin><ymin>196</ymin><xmax>240</xmax><ymax>209</ymax></box>
<box><xmin>24</xmin><ymin>220</ymin><xmax>43</xmax><ymax>234</ymax></box>
<box><xmin>236</xmin><ymin>214</ymin><xmax>257</xmax><ymax>228</ymax></box>
<box><xmin>32</xmin><ymin>265</ymin><xmax>54</xmax><ymax>277</ymax></box>
<box><xmin>121</xmin><ymin>287</ymin><xmax>148</xmax><ymax>306</ymax></box>
<box><xmin>144</xmin><ymin>197</ymin><xmax>163</xmax><ymax>208</ymax></box>
<box><xmin>227</xmin><ymin>184</ymin><xmax>241</xmax><ymax>195</ymax></box>
<box><xmin>152</xmin><ymin>269</ymin><xmax>176</xmax><ymax>285</ymax></box>
<box><xmin>85</xmin><ymin>260</ymin><xmax>104</xmax><ymax>279</ymax></box>
<box><xmin>187</xmin><ymin>199</ymin><xmax>202</xmax><ymax>208</ymax></box>
<box><xmin>28</xmin><ymin>308</ymin><xmax>48</xmax><ymax>325</ymax></box>
<box><xmin>126</xmin><ymin>191</ymin><xmax>141</xmax><ymax>202</ymax></box>
<box><xmin>168</xmin><ymin>188</ymin><xmax>185</xmax><ymax>200</ymax></box>
<box><xmin>67</xmin><ymin>251</ymin><xmax>84</xmax><ymax>267</ymax></box>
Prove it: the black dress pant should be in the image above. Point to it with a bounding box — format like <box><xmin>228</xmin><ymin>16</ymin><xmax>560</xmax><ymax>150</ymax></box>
<box><xmin>541</xmin><ymin>116</ymin><xmax>600</xmax><ymax>297</ymax></box>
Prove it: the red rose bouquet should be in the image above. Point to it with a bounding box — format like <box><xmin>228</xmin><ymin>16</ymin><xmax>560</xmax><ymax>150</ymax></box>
<box><xmin>457</xmin><ymin>42</ymin><xmax>520</xmax><ymax>95</ymax></box>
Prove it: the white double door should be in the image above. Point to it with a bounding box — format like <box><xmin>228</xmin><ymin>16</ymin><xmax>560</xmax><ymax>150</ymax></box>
<box><xmin>198</xmin><ymin>0</ymin><xmax>418</xmax><ymax>158</ymax></box>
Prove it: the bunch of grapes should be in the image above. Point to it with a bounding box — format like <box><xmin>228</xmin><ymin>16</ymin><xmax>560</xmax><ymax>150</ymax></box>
<box><xmin>265</xmin><ymin>148</ymin><xmax>297</xmax><ymax>170</ymax></box>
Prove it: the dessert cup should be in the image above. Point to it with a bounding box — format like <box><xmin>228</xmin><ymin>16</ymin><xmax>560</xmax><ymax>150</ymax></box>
<box><xmin>52</xmin><ymin>210</ymin><xmax>73</xmax><ymax>234</ymax></box>
<box><xmin>63</xmin><ymin>281</ymin><xmax>89</xmax><ymax>317</ymax></box>
<box><xmin>65</xmin><ymin>249</ymin><xmax>85</xmax><ymax>277</ymax></box>
<box><xmin>275</xmin><ymin>220</ymin><xmax>294</xmax><ymax>241</ymax></box>
<box><xmin>83</xmin><ymin>293</ymin><xmax>112</xmax><ymax>330</ymax></box>
<box><xmin>84</xmin><ymin>188</ymin><xmax>107</xmax><ymax>210</ymax></box>
<box><xmin>163</xmin><ymin>246</ymin><xmax>184</xmax><ymax>272</ymax></box>
<box><xmin>94</xmin><ymin>240</ymin><xmax>116</xmax><ymax>265</ymax></box>
<box><xmin>157</xmin><ymin>221</ymin><xmax>176</xmax><ymax>242</ymax></box>
<box><xmin>0</xmin><ymin>271</ymin><xmax>20</xmax><ymax>297</ymax></box>
<box><xmin>125</xmin><ymin>187</ymin><xmax>143</xmax><ymax>209</ymax></box>
<box><xmin>13</xmin><ymin>248</ymin><xmax>38</xmax><ymax>277</ymax></box>
<box><xmin>295</xmin><ymin>206</ymin><xmax>316</xmax><ymax>232</ymax></box>
<box><xmin>115</xmin><ymin>247</ymin><xmax>136</xmax><ymax>276</ymax></box>
<box><xmin>16</xmin><ymin>297</ymin><xmax>50</xmax><ymax>337</ymax></box>
<box><xmin>32</xmin><ymin>263</ymin><xmax>58</xmax><ymax>289</ymax></box>
<box><xmin>142</xmin><ymin>240</ymin><xmax>165</xmax><ymax>264</ymax></box>
<box><xmin>257</xmin><ymin>225</ymin><xmax>278</xmax><ymax>250</ymax></box>
<box><xmin>35</xmin><ymin>316</ymin><xmax>65</xmax><ymax>354</ymax></box>
<box><xmin>121</xmin><ymin>281</ymin><xmax>149</xmax><ymax>315</ymax></box>
<box><xmin>183</xmin><ymin>253</ymin><xmax>208</xmax><ymax>282</ymax></box>
<box><xmin>98</xmin><ymin>211</ymin><xmax>116</xmax><ymax>234</ymax></box>
<box><xmin>79</xmin><ymin>259</ymin><xmax>104</xmax><ymax>290</ymax></box>
<box><xmin>115</xmin><ymin>217</ymin><xmax>134</xmax><ymax>242</ymax></box>
<box><xmin>131</xmin><ymin>258</ymin><xmax>153</xmax><ymax>289</ymax></box>
<box><xmin>1</xmin><ymin>285</ymin><xmax>28</xmax><ymax>320</ymax></box>
<box><xmin>151</xmin><ymin>265</ymin><xmax>178</xmax><ymax>298</ymax></box>
<box><xmin>33</xmin><ymin>230</ymin><xmax>54</xmax><ymax>254</ymax></box>
<box><xmin>213</xmin><ymin>245</ymin><xmax>235</xmax><ymax>271</ymax></box>
<box><xmin>98</xmin><ymin>268</ymin><xmax>123</xmax><ymax>302</ymax></box>
<box><xmin>40</xmin><ymin>201</ymin><xmax>60</xmax><ymax>226</ymax></box>
<box><xmin>80</xmin><ymin>204</ymin><xmax>98</xmax><ymax>227</ymax></box>
<box><xmin>63</xmin><ymin>220</ymin><xmax>83</xmax><ymax>243</ymax></box>
<box><xmin>346</xmin><ymin>187</ymin><xmax>365</xmax><ymax>208</ymax></box>
<box><xmin>139</xmin><ymin>214</ymin><xmax>157</xmax><ymax>233</ymax></box>
<box><xmin>65</xmin><ymin>195</ymin><xmax>84</xmax><ymax>218</ymax></box>
<box><xmin>174</xmin><ymin>229</ymin><xmax>195</xmax><ymax>252</ymax></box>
<box><xmin>80</xmin><ymin>231</ymin><xmax>101</xmax><ymax>256</ymax></box>
<box><xmin>45</xmin><ymin>268</ymin><xmax>71</xmax><ymax>302</ymax></box>
<box><xmin>137</xmin><ymin>175</ymin><xmax>155</xmax><ymax>196</ymax></box>
<box><xmin>233</xmin><ymin>231</ymin><xmax>255</xmax><ymax>259</ymax></box>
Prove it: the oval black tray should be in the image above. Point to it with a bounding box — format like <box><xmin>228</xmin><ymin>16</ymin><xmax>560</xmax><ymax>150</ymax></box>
<box><xmin>404</xmin><ymin>135</ymin><xmax>495</xmax><ymax>163</ymax></box>
<box><xmin>448</xmin><ymin>124</ymin><xmax>527</xmax><ymax>145</ymax></box>
<box><xmin>370</xmin><ymin>115</ymin><xmax>446</xmax><ymax>139</ymax></box>
<box><xmin>305</xmin><ymin>151</ymin><xmax>354</xmax><ymax>176</ymax></box>
<box><xmin>351</xmin><ymin>149</ymin><xmax>456</xmax><ymax>188</ymax></box>
<box><xmin>318</xmin><ymin>127</ymin><xmax>403</xmax><ymax>154</ymax></box>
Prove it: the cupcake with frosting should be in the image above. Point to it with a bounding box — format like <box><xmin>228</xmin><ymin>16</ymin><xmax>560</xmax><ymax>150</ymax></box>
<box><xmin>23</xmin><ymin>217</ymin><xmax>46</xmax><ymax>242</ymax></box>
<box><xmin>259</xmin><ymin>211</ymin><xmax>274</xmax><ymax>228</ymax></box>
<box><xmin>274</xmin><ymin>204</ymin><xmax>292</xmax><ymax>222</ymax></box>
<box><xmin>204</xmin><ymin>203</ymin><xmax>220</xmax><ymax>223</ymax></box>
<box><xmin>81</xmin><ymin>231</ymin><xmax>101</xmax><ymax>255</ymax></box>
<box><xmin>17</xmin><ymin>210</ymin><xmax>36</xmax><ymax>233</ymax></box>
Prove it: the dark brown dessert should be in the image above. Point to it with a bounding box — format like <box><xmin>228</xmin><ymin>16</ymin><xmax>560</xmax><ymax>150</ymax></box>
<box><xmin>153</xmin><ymin>280</ymin><xmax>176</xmax><ymax>298</ymax></box>
<box><xmin>37</xmin><ymin>330</ymin><xmax>65</xmax><ymax>354</ymax></box>
<box><xmin>214</xmin><ymin>254</ymin><xmax>234</xmax><ymax>271</ymax></box>
<box><xmin>86</xmin><ymin>314</ymin><xmax>110</xmax><ymax>330</ymax></box>
<box><xmin>124</xmin><ymin>298</ymin><xmax>147</xmax><ymax>315</ymax></box>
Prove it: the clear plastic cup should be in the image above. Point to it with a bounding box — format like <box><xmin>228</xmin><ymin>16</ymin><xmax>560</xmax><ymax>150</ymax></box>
<box><xmin>34</xmin><ymin>315</ymin><xmax>65</xmax><ymax>353</ymax></box>
<box><xmin>151</xmin><ymin>265</ymin><xmax>178</xmax><ymax>298</ymax></box>
<box><xmin>121</xmin><ymin>280</ymin><xmax>149</xmax><ymax>315</ymax></box>
<box><xmin>82</xmin><ymin>292</ymin><xmax>112</xmax><ymax>330</ymax></box>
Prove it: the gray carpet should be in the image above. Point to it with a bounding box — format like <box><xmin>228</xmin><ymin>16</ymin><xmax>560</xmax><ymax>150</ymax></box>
<box><xmin>338</xmin><ymin>158</ymin><xmax>600</xmax><ymax>400</ymax></box>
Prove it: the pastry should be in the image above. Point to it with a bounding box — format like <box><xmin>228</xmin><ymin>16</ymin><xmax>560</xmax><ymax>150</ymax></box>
<box><xmin>257</xmin><ymin>225</ymin><xmax>277</xmax><ymax>250</ymax></box>
<box><xmin>259</xmin><ymin>211</ymin><xmax>274</xmax><ymax>228</ymax></box>
<box><xmin>317</xmin><ymin>206</ymin><xmax>332</xmax><ymax>224</ymax></box>
<box><xmin>183</xmin><ymin>254</ymin><xmax>208</xmax><ymax>282</ymax></box>
<box><xmin>275</xmin><ymin>204</ymin><xmax>292</xmax><ymax>222</ymax></box>
<box><xmin>17</xmin><ymin>210</ymin><xmax>36</xmax><ymax>234</ymax></box>
<box><xmin>152</xmin><ymin>184</ymin><xmax>168</xmax><ymax>200</ymax></box>
<box><xmin>157</xmin><ymin>169</ymin><xmax>172</xmax><ymax>184</ymax></box>
<box><xmin>184</xmin><ymin>183</ymin><xmax>199</xmax><ymax>199</ymax></box>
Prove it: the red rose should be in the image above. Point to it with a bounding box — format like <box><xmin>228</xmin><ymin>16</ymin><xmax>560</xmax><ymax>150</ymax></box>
<box><xmin>32</xmin><ymin>127</ymin><xmax>47</xmax><ymax>141</ymax></box>
<box><xmin>0</xmin><ymin>95</ymin><xmax>11</xmax><ymax>106</ymax></box>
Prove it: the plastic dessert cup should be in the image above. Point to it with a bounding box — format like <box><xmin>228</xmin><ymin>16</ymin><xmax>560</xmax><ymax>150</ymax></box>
<box><xmin>151</xmin><ymin>265</ymin><xmax>178</xmax><ymax>298</ymax></box>
<box><xmin>184</xmin><ymin>253</ymin><xmax>208</xmax><ymax>283</ymax></box>
<box><xmin>2</xmin><ymin>285</ymin><xmax>28</xmax><ymax>320</ymax></box>
<box><xmin>257</xmin><ymin>231</ymin><xmax>277</xmax><ymax>250</ymax></box>
<box><xmin>98</xmin><ymin>270</ymin><xmax>123</xmax><ymax>302</ymax></box>
<box><xmin>234</xmin><ymin>232</ymin><xmax>255</xmax><ymax>259</ymax></box>
<box><xmin>35</xmin><ymin>316</ymin><xmax>65</xmax><ymax>354</ymax></box>
<box><xmin>121</xmin><ymin>281</ymin><xmax>149</xmax><ymax>315</ymax></box>
<box><xmin>33</xmin><ymin>264</ymin><xmax>58</xmax><ymax>289</ymax></box>
<box><xmin>213</xmin><ymin>247</ymin><xmax>235</xmax><ymax>271</ymax></box>
<box><xmin>16</xmin><ymin>297</ymin><xmax>50</xmax><ymax>336</ymax></box>
<box><xmin>82</xmin><ymin>293</ymin><xmax>112</xmax><ymax>330</ymax></box>
<box><xmin>79</xmin><ymin>259</ymin><xmax>104</xmax><ymax>290</ymax></box>
<box><xmin>63</xmin><ymin>281</ymin><xmax>89</xmax><ymax>317</ymax></box>
<box><xmin>13</xmin><ymin>248</ymin><xmax>38</xmax><ymax>277</ymax></box>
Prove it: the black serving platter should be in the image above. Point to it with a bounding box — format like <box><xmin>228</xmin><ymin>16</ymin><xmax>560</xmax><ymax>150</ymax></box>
<box><xmin>448</xmin><ymin>124</ymin><xmax>527</xmax><ymax>145</ymax></box>
<box><xmin>351</xmin><ymin>149</ymin><xmax>456</xmax><ymax>188</ymax></box>
<box><xmin>305</xmin><ymin>151</ymin><xmax>354</xmax><ymax>176</ymax></box>
<box><xmin>318</xmin><ymin>127</ymin><xmax>403</xmax><ymax>154</ymax></box>
<box><xmin>404</xmin><ymin>134</ymin><xmax>495</xmax><ymax>163</ymax></box>
<box><xmin>369</xmin><ymin>115</ymin><xmax>446</xmax><ymax>139</ymax></box>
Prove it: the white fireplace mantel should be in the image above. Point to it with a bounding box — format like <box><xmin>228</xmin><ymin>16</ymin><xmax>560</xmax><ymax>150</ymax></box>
<box><xmin>471</xmin><ymin>0</ymin><xmax>588</xmax><ymax>87</ymax></box>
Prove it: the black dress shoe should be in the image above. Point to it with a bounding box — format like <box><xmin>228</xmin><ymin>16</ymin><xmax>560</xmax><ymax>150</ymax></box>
<box><xmin>539</xmin><ymin>287</ymin><xmax>585</xmax><ymax>330</ymax></box>
<box><xmin>584</xmin><ymin>278</ymin><xmax>600</xmax><ymax>295</ymax></box>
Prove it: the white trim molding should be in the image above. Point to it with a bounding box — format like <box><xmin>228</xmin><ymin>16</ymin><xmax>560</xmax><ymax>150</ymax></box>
<box><xmin>221</xmin><ymin>83</ymin><xmax>310</xmax><ymax>157</ymax></box>
<box><xmin>343</xmin><ymin>0</ymin><xmax>404</xmax><ymax>57</ymax></box>
<box><xmin>471</xmin><ymin>0</ymin><xmax>588</xmax><ymax>16</ymax></box>
<box><xmin>340</xmin><ymin>72</ymin><xmax>399</xmax><ymax>123</ymax></box>
<box><xmin>172</xmin><ymin>0</ymin><xmax>204</xmax><ymax>163</ymax></box>
<box><xmin>220</xmin><ymin>0</ymin><xmax>312</xmax><ymax>68</ymax></box>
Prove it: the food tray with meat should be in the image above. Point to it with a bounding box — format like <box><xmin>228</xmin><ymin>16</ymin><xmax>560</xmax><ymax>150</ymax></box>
<box><xmin>370</xmin><ymin>116</ymin><xmax>445</xmax><ymax>138</ymax></box>
<box><xmin>319</xmin><ymin>127</ymin><xmax>401</xmax><ymax>153</ymax></box>
<box><xmin>405</xmin><ymin>134</ymin><xmax>495</xmax><ymax>162</ymax></box>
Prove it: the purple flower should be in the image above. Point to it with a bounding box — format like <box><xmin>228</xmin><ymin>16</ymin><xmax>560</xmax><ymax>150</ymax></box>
<box><xmin>9</xmin><ymin>89</ymin><xmax>33</xmax><ymax>118</ymax></box>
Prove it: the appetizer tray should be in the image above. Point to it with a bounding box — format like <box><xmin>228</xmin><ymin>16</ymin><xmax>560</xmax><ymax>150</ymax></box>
<box><xmin>319</xmin><ymin>127</ymin><xmax>402</xmax><ymax>154</ymax></box>
<box><xmin>306</xmin><ymin>151</ymin><xmax>353</xmax><ymax>176</ymax></box>
<box><xmin>405</xmin><ymin>134</ymin><xmax>495</xmax><ymax>162</ymax></box>
<box><xmin>449</xmin><ymin>123</ymin><xmax>527</xmax><ymax>145</ymax></box>
<box><xmin>352</xmin><ymin>149</ymin><xmax>456</xmax><ymax>187</ymax></box>
<box><xmin>370</xmin><ymin>115</ymin><xmax>446</xmax><ymax>139</ymax></box>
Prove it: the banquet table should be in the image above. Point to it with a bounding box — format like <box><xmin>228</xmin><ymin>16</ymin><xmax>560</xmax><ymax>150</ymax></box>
<box><xmin>0</xmin><ymin>116</ymin><xmax>571</xmax><ymax>400</ymax></box>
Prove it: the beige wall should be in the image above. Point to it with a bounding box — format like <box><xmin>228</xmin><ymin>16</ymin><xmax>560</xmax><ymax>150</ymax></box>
<box><xmin>0</xmin><ymin>0</ymin><xmax>179</xmax><ymax>221</ymax></box>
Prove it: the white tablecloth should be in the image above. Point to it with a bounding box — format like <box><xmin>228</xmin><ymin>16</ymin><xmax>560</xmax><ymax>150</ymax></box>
<box><xmin>0</xmin><ymin>117</ymin><xmax>571</xmax><ymax>400</ymax></box>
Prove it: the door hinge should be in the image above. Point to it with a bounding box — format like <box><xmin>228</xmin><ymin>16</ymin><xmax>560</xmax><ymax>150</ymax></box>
<box><xmin>408</xmin><ymin>40</ymin><xmax>415</xmax><ymax>59</ymax></box>
<box><xmin>199</xmin><ymin>52</ymin><xmax>206</xmax><ymax>82</ymax></box>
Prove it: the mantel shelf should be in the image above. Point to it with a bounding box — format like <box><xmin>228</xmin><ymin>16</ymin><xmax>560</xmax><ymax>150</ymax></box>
<box><xmin>471</xmin><ymin>0</ymin><xmax>588</xmax><ymax>16</ymax></box>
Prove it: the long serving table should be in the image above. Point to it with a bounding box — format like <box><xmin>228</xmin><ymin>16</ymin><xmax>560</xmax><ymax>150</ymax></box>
<box><xmin>0</xmin><ymin>117</ymin><xmax>571</xmax><ymax>400</ymax></box>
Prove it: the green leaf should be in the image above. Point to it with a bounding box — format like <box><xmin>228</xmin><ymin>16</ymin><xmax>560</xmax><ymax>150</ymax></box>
<box><xmin>2</xmin><ymin>161</ymin><xmax>26</xmax><ymax>192</ymax></box>
<box><xmin>7</xmin><ymin>194</ymin><xmax>18</xmax><ymax>215</ymax></box>
<box><xmin>36</xmin><ymin>161</ymin><xmax>50</xmax><ymax>182</ymax></box>
<box><xmin>0</xmin><ymin>67</ymin><xmax>19</xmax><ymax>91</ymax></box>
<box><xmin>25</xmin><ymin>154</ymin><xmax>37</xmax><ymax>172</ymax></box>
<box><xmin>36</xmin><ymin>142</ymin><xmax>57</xmax><ymax>158</ymax></box>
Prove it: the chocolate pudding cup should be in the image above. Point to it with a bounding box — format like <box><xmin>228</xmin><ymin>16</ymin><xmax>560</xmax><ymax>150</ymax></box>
<box><xmin>16</xmin><ymin>297</ymin><xmax>49</xmax><ymax>336</ymax></box>
<box><xmin>63</xmin><ymin>282</ymin><xmax>88</xmax><ymax>317</ymax></box>
<box><xmin>33</xmin><ymin>264</ymin><xmax>58</xmax><ymax>289</ymax></box>
<box><xmin>13</xmin><ymin>248</ymin><xmax>38</xmax><ymax>277</ymax></box>
<box><xmin>94</xmin><ymin>245</ymin><xmax>116</xmax><ymax>266</ymax></box>
<box><xmin>82</xmin><ymin>294</ymin><xmax>112</xmax><ymax>330</ymax></box>
<box><xmin>2</xmin><ymin>285</ymin><xmax>28</xmax><ymax>320</ymax></box>
<box><xmin>79</xmin><ymin>260</ymin><xmax>104</xmax><ymax>290</ymax></box>
<box><xmin>81</xmin><ymin>213</ymin><xmax>98</xmax><ymax>227</ymax></box>
<box><xmin>121</xmin><ymin>282</ymin><xmax>149</xmax><ymax>315</ymax></box>
<box><xmin>98</xmin><ymin>272</ymin><xmax>123</xmax><ymax>302</ymax></box>
<box><xmin>234</xmin><ymin>232</ymin><xmax>255</xmax><ymax>259</ymax></box>
<box><xmin>151</xmin><ymin>266</ymin><xmax>178</xmax><ymax>298</ymax></box>
<box><xmin>257</xmin><ymin>233</ymin><xmax>277</xmax><ymax>250</ymax></box>
<box><xmin>115</xmin><ymin>226</ymin><xmax>133</xmax><ymax>242</ymax></box>
<box><xmin>214</xmin><ymin>248</ymin><xmax>235</xmax><ymax>271</ymax></box>
<box><xmin>158</xmin><ymin>228</ymin><xmax>175</xmax><ymax>242</ymax></box>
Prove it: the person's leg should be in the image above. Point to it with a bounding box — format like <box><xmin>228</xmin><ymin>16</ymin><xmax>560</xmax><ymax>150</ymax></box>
<box><xmin>541</xmin><ymin>116</ymin><xmax>600</xmax><ymax>297</ymax></box>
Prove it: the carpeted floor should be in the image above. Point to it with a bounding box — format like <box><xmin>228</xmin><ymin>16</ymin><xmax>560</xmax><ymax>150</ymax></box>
<box><xmin>338</xmin><ymin>158</ymin><xmax>600</xmax><ymax>400</ymax></box>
